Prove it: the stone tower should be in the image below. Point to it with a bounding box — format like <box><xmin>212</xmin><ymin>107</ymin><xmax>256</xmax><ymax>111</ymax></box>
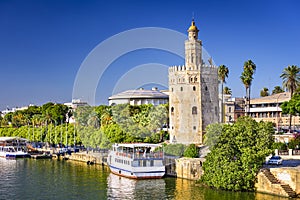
<box><xmin>169</xmin><ymin>20</ymin><xmax>219</xmax><ymax>144</ymax></box>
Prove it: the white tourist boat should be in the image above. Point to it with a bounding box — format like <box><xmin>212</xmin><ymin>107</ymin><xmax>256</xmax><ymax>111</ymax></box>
<box><xmin>0</xmin><ymin>137</ymin><xmax>30</xmax><ymax>159</ymax></box>
<box><xmin>107</xmin><ymin>143</ymin><xmax>165</xmax><ymax>179</ymax></box>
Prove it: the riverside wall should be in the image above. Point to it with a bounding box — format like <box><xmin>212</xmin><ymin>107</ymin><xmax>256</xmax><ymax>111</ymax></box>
<box><xmin>175</xmin><ymin>157</ymin><xmax>205</xmax><ymax>180</ymax></box>
<box><xmin>67</xmin><ymin>152</ymin><xmax>108</xmax><ymax>165</ymax></box>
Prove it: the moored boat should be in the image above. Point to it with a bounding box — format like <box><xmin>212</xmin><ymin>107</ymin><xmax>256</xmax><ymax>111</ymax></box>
<box><xmin>0</xmin><ymin>137</ymin><xmax>30</xmax><ymax>159</ymax></box>
<box><xmin>107</xmin><ymin>143</ymin><xmax>165</xmax><ymax>179</ymax></box>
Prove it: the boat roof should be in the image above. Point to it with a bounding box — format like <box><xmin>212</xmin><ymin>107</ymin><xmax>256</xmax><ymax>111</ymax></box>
<box><xmin>0</xmin><ymin>137</ymin><xmax>28</xmax><ymax>142</ymax></box>
<box><xmin>113</xmin><ymin>143</ymin><xmax>161</xmax><ymax>148</ymax></box>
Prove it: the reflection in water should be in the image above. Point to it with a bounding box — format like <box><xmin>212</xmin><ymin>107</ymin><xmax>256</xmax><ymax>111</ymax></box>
<box><xmin>0</xmin><ymin>159</ymin><xmax>296</xmax><ymax>200</ymax></box>
<box><xmin>107</xmin><ymin>173</ymin><xmax>166</xmax><ymax>199</ymax></box>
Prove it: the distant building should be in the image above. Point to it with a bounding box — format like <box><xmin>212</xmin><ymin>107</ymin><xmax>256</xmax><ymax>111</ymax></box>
<box><xmin>249</xmin><ymin>92</ymin><xmax>299</xmax><ymax>131</ymax></box>
<box><xmin>1</xmin><ymin>104</ymin><xmax>35</xmax><ymax>117</ymax></box>
<box><xmin>168</xmin><ymin>20</ymin><xmax>219</xmax><ymax>145</ymax></box>
<box><xmin>64</xmin><ymin>99</ymin><xmax>89</xmax><ymax>109</ymax></box>
<box><xmin>64</xmin><ymin>99</ymin><xmax>89</xmax><ymax>124</ymax></box>
<box><xmin>222</xmin><ymin>95</ymin><xmax>245</xmax><ymax>124</ymax></box>
<box><xmin>108</xmin><ymin>87</ymin><xmax>169</xmax><ymax>106</ymax></box>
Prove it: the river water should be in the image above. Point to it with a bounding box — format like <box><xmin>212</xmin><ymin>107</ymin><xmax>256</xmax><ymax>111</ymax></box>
<box><xmin>0</xmin><ymin>158</ymin><xmax>290</xmax><ymax>200</ymax></box>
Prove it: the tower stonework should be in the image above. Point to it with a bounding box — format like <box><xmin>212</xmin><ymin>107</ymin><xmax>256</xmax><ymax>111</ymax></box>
<box><xmin>169</xmin><ymin>20</ymin><xmax>219</xmax><ymax>144</ymax></box>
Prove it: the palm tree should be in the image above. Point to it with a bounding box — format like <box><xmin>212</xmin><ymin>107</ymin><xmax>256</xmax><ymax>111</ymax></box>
<box><xmin>223</xmin><ymin>86</ymin><xmax>232</xmax><ymax>95</ymax></box>
<box><xmin>218</xmin><ymin>65</ymin><xmax>229</xmax><ymax>123</ymax></box>
<box><xmin>280</xmin><ymin>65</ymin><xmax>300</xmax><ymax>96</ymax></box>
<box><xmin>272</xmin><ymin>86</ymin><xmax>284</xmax><ymax>95</ymax></box>
<box><xmin>260</xmin><ymin>87</ymin><xmax>269</xmax><ymax>97</ymax></box>
<box><xmin>240</xmin><ymin>60</ymin><xmax>256</xmax><ymax>115</ymax></box>
<box><xmin>280</xmin><ymin>65</ymin><xmax>300</xmax><ymax>131</ymax></box>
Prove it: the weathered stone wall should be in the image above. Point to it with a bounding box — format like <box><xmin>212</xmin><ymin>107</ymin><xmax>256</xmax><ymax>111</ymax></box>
<box><xmin>270</xmin><ymin>167</ymin><xmax>300</xmax><ymax>194</ymax></box>
<box><xmin>175</xmin><ymin>157</ymin><xmax>204</xmax><ymax>180</ymax></box>
<box><xmin>255</xmin><ymin>171</ymin><xmax>290</xmax><ymax>197</ymax></box>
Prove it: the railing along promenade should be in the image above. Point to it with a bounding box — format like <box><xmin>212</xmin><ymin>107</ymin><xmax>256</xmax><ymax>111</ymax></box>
<box><xmin>276</xmin><ymin>149</ymin><xmax>300</xmax><ymax>158</ymax></box>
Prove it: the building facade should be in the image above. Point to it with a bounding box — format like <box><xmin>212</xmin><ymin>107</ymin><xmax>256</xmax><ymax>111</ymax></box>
<box><xmin>249</xmin><ymin>92</ymin><xmax>300</xmax><ymax>131</ymax></box>
<box><xmin>108</xmin><ymin>88</ymin><xmax>169</xmax><ymax>106</ymax></box>
<box><xmin>168</xmin><ymin>20</ymin><xmax>219</xmax><ymax>144</ymax></box>
<box><xmin>223</xmin><ymin>95</ymin><xmax>245</xmax><ymax>124</ymax></box>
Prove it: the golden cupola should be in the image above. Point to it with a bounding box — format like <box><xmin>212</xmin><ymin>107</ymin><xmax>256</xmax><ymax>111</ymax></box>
<box><xmin>188</xmin><ymin>19</ymin><xmax>199</xmax><ymax>33</ymax></box>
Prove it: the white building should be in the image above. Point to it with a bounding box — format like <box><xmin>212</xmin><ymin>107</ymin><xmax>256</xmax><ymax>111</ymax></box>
<box><xmin>108</xmin><ymin>88</ymin><xmax>169</xmax><ymax>106</ymax></box>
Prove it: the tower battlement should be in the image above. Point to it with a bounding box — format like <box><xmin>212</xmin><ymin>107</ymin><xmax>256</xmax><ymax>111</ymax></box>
<box><xmin>169</xmin><ymin>64</ymin><xmax>218</xmax><ymax>73</ymax></box>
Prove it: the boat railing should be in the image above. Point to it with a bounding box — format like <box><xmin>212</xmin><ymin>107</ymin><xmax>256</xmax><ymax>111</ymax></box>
<box><xmin>115</xmin><ymin>151</ymin><xmax>164</xmax><ymax>159</ymax></box>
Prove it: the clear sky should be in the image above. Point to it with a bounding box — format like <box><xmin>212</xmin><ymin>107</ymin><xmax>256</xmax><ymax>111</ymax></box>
<box><xmin>1</xmin><ymin>0</ymin><xmax>300</xmax><ymax>110</ymax></box>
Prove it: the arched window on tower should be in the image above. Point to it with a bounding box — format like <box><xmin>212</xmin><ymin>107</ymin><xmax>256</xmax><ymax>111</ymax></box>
<box><xmin>193</xmin><ymin>86</ymin><xmax>196</xmax><ymax>91</ymax></box>
<box><xmin>171</xmin><ymin>107</ymin><xmax>174</xmax><ymax>114</ymax></box>
<box><xmin>192</xmin><ymin>106</ymin><xmax>197</xmax><ymax>115</ymax></box>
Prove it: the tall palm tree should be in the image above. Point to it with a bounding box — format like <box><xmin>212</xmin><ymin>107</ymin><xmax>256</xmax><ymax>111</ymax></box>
<box><xmin>272</xmin><ymin>86</ymin><xmax>284</xmax><ymax>95</ymax></box>
<box><xmin>218</xmin><ymin>65</ymin><xmax>229</xmax><ymax>123</ymax></box>
<box><xmin>223</xmin><ymin>86</ymin><xmax>232</xmax><ymax>95</ymax></box>
<box><xmin>280</xmin><ymin>65</ymin><xmax>300</xmax><ymax>96</ymax></box>
<box><xmin>240</xmin><ymin>60</ymin><xmax>256</xmax><ymax>115</ymax></box>
<box><xmin>260</xmin><ymin>87</ymin><xmax>269</xmax><ymax>97</ymax></box>
<box><xmin>280</xmin><ymin>65</ymin><xmax>300</xmax><ymax>131</ymax></box>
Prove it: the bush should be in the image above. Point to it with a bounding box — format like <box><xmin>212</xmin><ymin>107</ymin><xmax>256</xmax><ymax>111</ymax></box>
<box><xmin>272</xmin><ymin>142</ymin><xmax>287</xmax><ymax>150</ymax></box>
<box><xmin>163</xmin><ymin>143</ymin><xmax>186</xmax><ymax>156</ymax></box>
<box><xmin>183</xmin><ymin>144</ymin><xmax>198</xmax><ymax>158</ymax></box>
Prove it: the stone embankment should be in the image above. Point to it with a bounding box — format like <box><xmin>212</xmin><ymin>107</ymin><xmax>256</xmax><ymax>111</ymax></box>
<box><xmin>256</xmin><ymin>168</ymin><xmax>299</xmax><ymax>198</ymax></box>
<box><xmin>67</xmin><ymin>152</ymin><xmax>108</xmax><ymax>165</ymax></box>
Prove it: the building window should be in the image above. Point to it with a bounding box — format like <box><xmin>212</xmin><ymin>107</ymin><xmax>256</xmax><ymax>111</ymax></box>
<box><xmin>193</xmin><ymin>126</ymin><xmax>196</xmax><ymax>130</ymax></box>
<box><xmin>205</xmin><ymin>86</ymin><xmax>208</xmax><ymax>91</ymax></box>
<box><xmin>229</xmin><ymin>107</ymin><xmax>232</xmax><ymax>113</ymax></box>
<box><xmin>181</xmin><ymin>87</ymin><xmax>183</xmax><ymax>91</ymax></box>
<box><xmin>192</xmin><ymin>106</ymin><xmax>197</xmax><ymax>115</ymax></box>
<box><xmin>171</xmin><ymin>107</ymin><xmax>174</xmax><ymax>114</ymax></box>
<box><xmin>193</xmin><ymin>86</ymin><xmax>196</xmax><ymax>91</ymax></box>
<box><xmin>171</xmin><ymin>88</ymin><xmax>173</xmax><ymax>92</ymax></box>
<box><xmin>194</xmin><ymin>77</ymin><xmax>197</xmax><ymax>82</ymax></box>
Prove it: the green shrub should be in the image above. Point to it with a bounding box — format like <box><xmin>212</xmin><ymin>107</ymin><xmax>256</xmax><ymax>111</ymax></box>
<box><xmin>183</xmin><ymin>144</ymin><xmax>198</xmax><ymax>158</ymax></box>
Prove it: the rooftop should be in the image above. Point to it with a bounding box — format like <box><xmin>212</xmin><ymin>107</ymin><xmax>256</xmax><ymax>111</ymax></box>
<box><xmin>109</xmin><ymin>88</ymin><xmax>169</xmax><ymax>100</ymax></box>
<box><xmin>251</xmin><ymin>92</ymin><xmax>290</xmax><ymax>104</ymax></box>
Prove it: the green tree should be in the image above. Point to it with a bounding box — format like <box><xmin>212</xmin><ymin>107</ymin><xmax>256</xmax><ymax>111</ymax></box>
<box><xmin>260</xmin><ymin>87</ymin><xmax>269</xmax><ymax>97</ymax></box>
<box><xmin>281</xmin><ymin>93</ymin><xmax>300</xmax><ymax>132</ymax></box>
<box><xmin>280</xmin><ymin>65</ymin><xmax>300</xmax><ymax>131</ymax></box>
<box><xmin>272</xmin><ymin>86</ymin><xmax>284</xmax><ymax>95</ymax></box>
<box><xmin>183</xmin><ymin>144</ymin><xmax>198</xmax><ymax>158</ymax></box>
<box><xmin>240</xmin><ymin>60</ymin><xmax>256</xmax><ymax>115</ymax></box>
<box><xmin>223</xmin><ymin>86</ymin><xmax>232</xmax><ymax>95</ymax></box>
<box><xmin>204</xmin><ymin>123</ymin><xmax>223</xmax><ymax>148</ymax></box>
<box><xmin>218</xmin><ymin>65</ymin><xmax>229</xmax><ymax>123</ymax></box>
<box><xmin>201</xmin><ymin>117</ymin><xmax>274</xmax><ymax>191</ymax></box>
<box><xmin>280</xmin><ymin>65</ymin><xmax>300</xmax><ymax>96</ymax></box>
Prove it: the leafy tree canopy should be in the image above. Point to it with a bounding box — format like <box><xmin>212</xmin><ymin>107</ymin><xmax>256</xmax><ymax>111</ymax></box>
<box><xmin>201</xmin><ymin>117</ymin><xmax>274</xmax><ymax>191</ymax></box>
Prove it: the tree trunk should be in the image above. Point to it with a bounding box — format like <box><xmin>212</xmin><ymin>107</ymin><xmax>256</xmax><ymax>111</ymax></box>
<box><xmin>248</xmin><ymin>86</ymin><xmax>251</xmax><ymax>116</ymax></box>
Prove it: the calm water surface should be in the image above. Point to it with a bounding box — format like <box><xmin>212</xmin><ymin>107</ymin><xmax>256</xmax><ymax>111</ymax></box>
<box><xmin>0</xmin><ymin>159</ymin><xmax>290</xmax><ymax>200</ymax></box>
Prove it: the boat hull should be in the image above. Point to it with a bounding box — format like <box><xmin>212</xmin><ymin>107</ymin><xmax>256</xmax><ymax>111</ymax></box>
<box><xmin>0</xmin><ymin>152</ymin><xmax>30</xmax><ymax>159</ymax></box>
<box><xmin>108</xmin><ymin>164</ymin><xmax>165</xmax><ymax>179</ymax></box>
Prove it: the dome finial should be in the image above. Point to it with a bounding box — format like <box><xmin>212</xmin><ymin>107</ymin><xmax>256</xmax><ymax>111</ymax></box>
<box><xmin>188</xmin><ymin>18</ymin><xmax>199</xmax><ymax>32</ymax></box>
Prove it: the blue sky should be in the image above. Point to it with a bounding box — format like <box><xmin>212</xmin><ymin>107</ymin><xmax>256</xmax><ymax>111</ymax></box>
<box><xmin>0</xmin><ymin>0</ymin><xmax>300</xmax><ymax>110</ymax></box>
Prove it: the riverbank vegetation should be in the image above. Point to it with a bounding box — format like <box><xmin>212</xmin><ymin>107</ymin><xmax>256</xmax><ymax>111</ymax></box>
<box><xmin>0</xmin><ymin>103</ymin><xmax>169</xmax><ymax>148</ymax></box>
<box><xmin>201</xmin><ymin>117</ymin><xmax>274</xmax><ymax>191</ymax></box>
